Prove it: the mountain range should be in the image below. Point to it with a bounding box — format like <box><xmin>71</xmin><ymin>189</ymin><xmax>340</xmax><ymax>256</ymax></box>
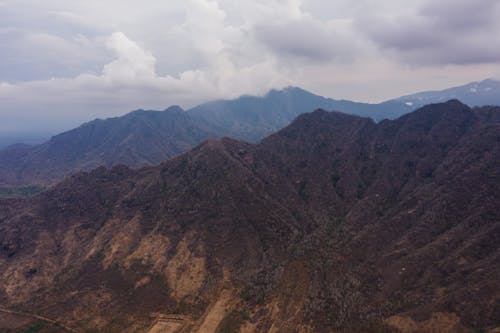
<box><xmin>1</xmin><ymin>79</ymin><xmax>500</xmax><ymax>188</ymax></box>
<box><xmin>395</xmin><ymin>78</ymin><xmax>500</xmax><ymax>109</ymax></box>
<box><xmin>0</xmin><ymin>100</ymin><xmax>499</xmax><ymax>332</ymax></box>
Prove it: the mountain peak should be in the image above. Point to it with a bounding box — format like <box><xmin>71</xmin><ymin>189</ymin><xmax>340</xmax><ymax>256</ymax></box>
<box><xmin>478</xmin><ymin>78</ymin><xmax>499</xmax><ymax>84</ymax></box>
<box><xmin>164</xmin><ymin>105</ymin><xmax>184</xmax><ymax>113</ymax></box>
<box><xmin>441</xmin><ymin>98</ymin><xmax>468</xmax><ymax>107</ymax></box>
<box><xmin>298</xmin><ymin>108</ymin><xmax>370</xmax><ymax>123</ymax></box>
<box><xmin>265</xmin><ymin>86</ymin><xmax>316</xmax><ymax>98</ymax></box>
<box><xmin>408</xmin><ymin>99</ymin><xmax>470</xmax><ymax>115</ymax></box>
<box><xmin>396</xmin><ymin>100</ymin><xmax>473</xmax><ymax>130</ymax></box>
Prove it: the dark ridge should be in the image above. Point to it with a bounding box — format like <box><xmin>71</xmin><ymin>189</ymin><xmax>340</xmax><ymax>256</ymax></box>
<box><xmin>1</xmin><ymin>81</ymin><xmax>499</xmax><ymax>189</ymax></box>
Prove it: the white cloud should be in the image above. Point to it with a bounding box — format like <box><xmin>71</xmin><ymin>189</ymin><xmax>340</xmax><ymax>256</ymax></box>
<box><xmin>355</xmin><ymin>0</ymin><xmax>500</xmax><ymax>65</ymax></box>
<box><xmin>103</xmin><ymin>32</ymin><xmax>156</xmax><ymax>81</ymax></box>
<box><xmin>0</xmin><ymin>31</ymin><xmax>295</xmax><ymax>132</ymax></box>
<box><xmin>1</xmin><ymin>0</ymin><xmax>500</xmax><ymax>135</ymax></box>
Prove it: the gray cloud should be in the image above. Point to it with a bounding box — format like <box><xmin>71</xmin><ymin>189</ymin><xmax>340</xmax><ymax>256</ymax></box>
<box><xmin>254</xmin><ymin>18</ymin><xmax>362</xmax><ymax>62</ymax></box>
<box><xmin>421</xmin><ymin>0</ymin><xmax>499</xmax><ymax>32</ymax></box>
<box><xmin>357</xmin><ymin>0</ymin><xmax>500</xmax><ymax>65</ymax></box>
<box><xmin>0</xmin><ymin>30</ymin><xmax>295</xmax><ymax>133</ymax></box>
<box><xmin>1</xmin><ymin>0</ymin><xmax>500</xmax><ymax>135</ymax></box>
<box><xmin>0</xmin><ymin>29</ymin><xmax>111</xmax><ymax>81</ymax></box>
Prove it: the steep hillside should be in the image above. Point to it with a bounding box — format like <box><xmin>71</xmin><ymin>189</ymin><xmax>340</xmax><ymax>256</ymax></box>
<box><xmin>1</xmin><ymin>101</ymin><xmax>499</xmax><ymax>332</ymax></box>
<box><xmin>0</xmin><ymin>106</ymin><xmax>215</xmax><ymax>186</ymax></box>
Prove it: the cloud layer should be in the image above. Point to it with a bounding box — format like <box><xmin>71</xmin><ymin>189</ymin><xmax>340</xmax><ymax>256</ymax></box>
<box><xmin>358</xmin><ymin>0</ymin><xmax>500</xmax><ymax>65</ymax></box>
<box><xmin>1</xmin><ymin>0</ymin><xmax>500</xmax><ymax>133</ymax></box>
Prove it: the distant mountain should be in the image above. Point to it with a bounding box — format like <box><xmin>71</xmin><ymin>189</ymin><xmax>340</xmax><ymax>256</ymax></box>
<box><xmin>1</xmin><ymin>101</ymin><xmax>499</xmax><ymax>332</ymax></box>
<box><xmin>0</xmin><ymin>88</ymin><xmax>412</xmax><ymax>187</ymax></box>
<box><xmin>394</xmin><ymin>78</ymin><xmax>500</xmax><ymax>109</ymax></box>
<box><xmin>1</xmin><ymin>80</ymin><xmax>500</xmax><ymax>187</ymax></box>
<box><xmin>189</xmin><ymin>87</ymin><xmax>411</xmax><ymax>141</ymax></box>
<box><xmin>0</xmin><ymin>106</ymin><xmax>215</xmax><ymax>186</ymax></box>
<box><xmin>0</xmin><ymin>132</ymin><xmax>50</xmax><ymax>149</ymax></box>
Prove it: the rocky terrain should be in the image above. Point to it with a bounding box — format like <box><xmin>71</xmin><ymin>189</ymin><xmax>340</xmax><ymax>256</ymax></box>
<box><xmin>0</xmin><ymin>100</ymin><xmax>499</xmax><ymax>332</ymax></box>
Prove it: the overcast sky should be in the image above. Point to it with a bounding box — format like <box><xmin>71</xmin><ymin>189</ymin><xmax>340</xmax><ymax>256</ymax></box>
<box><xmin>1</xmin><ymin>0</ymin><xmax>500</xmax><ymax>134</ymax></box>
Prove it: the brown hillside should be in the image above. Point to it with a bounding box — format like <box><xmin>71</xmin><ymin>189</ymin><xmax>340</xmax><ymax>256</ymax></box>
<box><xmin>0</xmin><ymin>100</ymin><xmax>499</xmax><ymax>332</ymax></box>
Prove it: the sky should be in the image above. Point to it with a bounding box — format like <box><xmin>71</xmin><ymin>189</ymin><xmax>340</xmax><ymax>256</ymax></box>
<box><xmin>1</xmin><ymin>0</ymin><xmax>500</xmax><ymax>134</ymax></box>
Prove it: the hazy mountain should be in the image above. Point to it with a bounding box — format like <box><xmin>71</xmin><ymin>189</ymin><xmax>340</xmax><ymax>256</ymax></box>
<box><xmin>0</xmin><ymin>87</ymin><xmax>413</xmax><ymax>187</ymax></box>
<box><xmin>1</xmin><ymin>80</ymin><xmax>500</xmax><ymax>187</ymax></box>
<box><xmin>0</xmin><ymin>106</ymin><xmax>215</xmax><ymax>186</ymax></box>
<box><xmin>394</xmin><ymin>78</ymin><xmax>500</xmax><ymax>109</ymax></box>
<box><xmin>0</xmin><ymin>132</ymin><xmax>50</xmax><ymax>149</ymax></box>
<box><xmin>1</xmin><ymin>101</ymin><xmax>499</xmax><ymax>332</ymax></box>
<box><xmin>189</xmin><ymin>86</ymin><xmax>411</xmax><ymax>141</ymax></box>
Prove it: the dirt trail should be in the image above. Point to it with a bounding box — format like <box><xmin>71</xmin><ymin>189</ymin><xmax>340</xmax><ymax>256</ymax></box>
<box><xmin>146</xmin><ymin>314</ymin><xmax>193</xmax><ymax>333</ymax></box>
<box><xmin>146</xmin><ymin>286</ymin><xmax>238</xmax><ymax>333</ymax></box>
<box><xmin>0</xmin><ymin>306</ymin><xmax>78</xmax><ymax>332</ymax></box>
<box><xmin>195</xmin><ymin>288</ymin><xmax>237</xmax><ymax>333</ymax></box>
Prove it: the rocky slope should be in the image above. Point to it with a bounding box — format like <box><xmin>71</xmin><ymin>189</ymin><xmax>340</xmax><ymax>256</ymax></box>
<box><xmin>0</xmin><ymin>100</ymin><xmax>499</xmax><ymax>332</ymax></box>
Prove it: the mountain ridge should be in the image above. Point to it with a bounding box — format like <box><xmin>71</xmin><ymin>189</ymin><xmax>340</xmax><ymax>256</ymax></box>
<box><xmin>1</xmin><ymin>80</ymin><xmax>500</xmax><ymax>187</ymax></box>
<box><xmin>394</xmin><ymin>78</ymin><xmax>500</xmax><ymax>108</ymax></box>
<box><xmin>1</xmin><ymin>100</ymin><xmax>498</xmax><ymax>332</ymax></box>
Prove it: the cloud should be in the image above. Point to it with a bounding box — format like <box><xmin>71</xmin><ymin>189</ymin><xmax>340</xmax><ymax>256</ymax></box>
<box><xmin>420</xmin><ymin>0</ymin><xmax>499</xmax><ymax>32</ymax></box>
<box><xmin>0</xmin><ymin>29</ymin><xmax>110</xmax><ymax>81</ymax></box>
<box><xmin>0</xmin><ymin>31</ymin><xmax>295</xmax><ymax>132</ymax></box>
<box><xmin>254</xmin><ymin>17</ymin><xmax>362</xmax><ymax>62</ymax></box>
<box><xmin>0</xmin><ymin>0</ymin><xmax>301</xmax><ymax>133</ymax></box>
<box><xmin>103</xmin><ymin>32</ymin><xmax>156</xmax><ymax>81</ymax></box>
<box><xmin>1</xmin><ymin>0</ymin><xmax>500</xmax><ymax>135</ymax></box>
<box><xmin>356</xmin><ymin>0</ymin><xmax>500</xmax><ymax>65</ymax></box>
